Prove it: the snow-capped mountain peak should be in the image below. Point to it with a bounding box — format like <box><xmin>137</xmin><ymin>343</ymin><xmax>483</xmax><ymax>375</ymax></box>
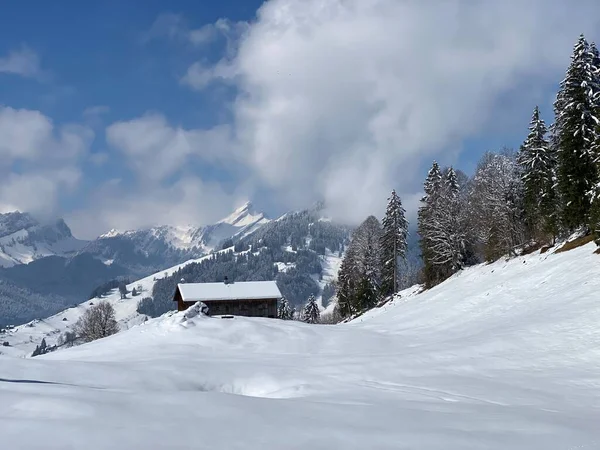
<box><xmin>79</xmin><ymin>202</ymin><xmax>270</xmax><ymax>276</ymax></box>
<box><xmin>99</xmin><ymin>228</ymin><xmax>123</xmax><ymax>239</ymax></box>
<box><xmin>0</xmin><ymin>212</ymin><xmax>88</xmax><ymax>267</ymax></box>
<box><xmin>218</xmin><ymin>201</ymin><xmax>266</xmax><ymax>227</ymax></box>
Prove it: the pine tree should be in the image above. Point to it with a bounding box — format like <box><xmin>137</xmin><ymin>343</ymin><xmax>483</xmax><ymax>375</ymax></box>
<box><xmin>302</xmin><ymin>295</ymin><xmax>320</xmax><ymax>324</ymax></box>
<box><xmin>555</xmin><ymin>34</ymin><xmax>600</xmax><ymax>230</ymax></box>
<box><xmin>335</xmin><ymin>216</ymin><xmax>382</xmax><ymax>317</ymax></box>
<box><xmin>277</xmin><ymin>297</ymin><xmax>293</xmax><ymax>320</ymax></box>
<box><xmin>418</xmin><ymin>162</ymin><xmax>467</xmax><ymax>285</ymax></box>
<box><xmin>517</xmin><ymin>106</ymin><xmax>558</xmax><ymax>241</ymax></box>
<box><xmin>589</xmin><ymin>41</ymin><xmax>600</xmax><ymax>244</ymax></box>
<box><xmin>427</xmin><ymin>167</ymin><xmax>466</xmax><ymax>277</ymax></box>
<box><xmin>335</xmin><ymin>253</ymin><xmax>355</xmax><ymax>318</ymax></box>
<box><xmin>380</xmin><ymin>190</ymin><xmax>409</xmax><ymax>297</ymax></box>
<box><xmin>418</xmin><ymin>161</ymin><xmax>443</xmax><ymax>286</ymax></box>
<box><xmin>32</xmin><ymin>338</ymin><xmax>48</xmax><ymax>357</ymax></box>
<box><xmin>352</xmin><ymin>216</ymin><xmax>383</xmax><ymax>310</ymax></box>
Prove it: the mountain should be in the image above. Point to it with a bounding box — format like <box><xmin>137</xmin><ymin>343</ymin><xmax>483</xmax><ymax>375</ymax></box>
<box><xmin>1</xmin><ymin>203</ymin><xmax>351</xmax><ymax>344</ymax></box>
<box><xmin>80</xmin><ymin>201</ymin><xmax>270</xmax><ymax>276</ymax></box>
<box><xmin>2</xmin><ymin>241</ymin><xmax>599</xmax><ymax>449</ymax></box>
<box><xmin>144</xmin><ymin>205</ymin><xmax>351</xmax><ymax>317</ymax></box>
<box><xmin>0</xmin><ymin>203</ymin><xmax>272</xmax><ymax>326</ymax></box>
<box><xmin>0</xmin><ymin>211</ymin><xmax>87</xmax><ymax>268</ymax></box>
<box><xmin>201</xmin><ymin>201</ymin><xmax>270</xmax><ymax>248</ymax></box>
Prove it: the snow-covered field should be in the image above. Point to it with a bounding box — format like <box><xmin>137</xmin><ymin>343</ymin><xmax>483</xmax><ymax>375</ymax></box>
<box><xmin>2</xmin><ymin>243</ymin><xmax>600</xmax><ymax>449</ymax></box>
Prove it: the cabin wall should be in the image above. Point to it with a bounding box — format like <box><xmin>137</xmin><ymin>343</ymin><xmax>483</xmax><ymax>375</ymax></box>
<box><xmin>181</xmin><ymin>298</ymin><xmax>278</xmax><ymax>318</ymax></box>
<box><xmin>174</xmin><ymin>289</ymin><xmax>186</xmax><ymax>312</ymax></box>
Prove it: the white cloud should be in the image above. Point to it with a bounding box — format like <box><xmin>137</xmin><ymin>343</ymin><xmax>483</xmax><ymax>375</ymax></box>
<box><xmin>0</xmin><ymin>107</ymin><xmax>92</xmax><ymax>163</ymax></box>
<box><xmin>106</xmin><ymin>113</ymin><xmax>235</xmax><ymax>182</ymax></box>
<box><xmin>0</xmin><ymin>46</ymin><xmax>42</xmax><ymax>78</ymax></box>
<box><xmin>66</xmin><ymin>176</ymin><xmax>243</xmax><ymax>239</ymax></box>
<box><xmin>0</xmin><ymin>168</ymin><xmax>82</xmax><ymax>217</ymax></box>
<box><xmin>83</xmin><ymin>105</ymin><xmax>110</xmax><ymax>117</ymax></box>
<box><xmin>181</xmin><ymin>60</ymin><xmax>238</xmax><ymax>90</ymax></box>
<box><xmin>145</xmin><ymin>13</ymin><xmax>246</xmax><ymax>48</ymax></box>
<box><xmin>0</xmin><ymin>106</ymin><xmax>93</xmax><ymax>216</ymax></box>
<box><xmin>180</xmin><ymin>0</ymin><xmax>600</xmax><ymax>224</ymax></box>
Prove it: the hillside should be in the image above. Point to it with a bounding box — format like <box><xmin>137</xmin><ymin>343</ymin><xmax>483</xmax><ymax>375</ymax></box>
<box><xmin>0</xmin><ymin>202</ymin><xmax>271</xmax><ymax>326</ymax></box>
<box><xmin>1</xmin><ymin>206</ymin><xmax>349</xmax><ymax>354</ymax></box>
<box><xmin>1</xmin><ymin>241</ymin><xmax>599</xmax><ymax>449</ymax></box>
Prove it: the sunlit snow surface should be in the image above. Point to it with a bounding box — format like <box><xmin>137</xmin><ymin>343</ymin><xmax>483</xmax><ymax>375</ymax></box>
<box><xmin>2</xmin><ymin>244</ymin><xmax>600</xmax><ymax>449</ymax></box>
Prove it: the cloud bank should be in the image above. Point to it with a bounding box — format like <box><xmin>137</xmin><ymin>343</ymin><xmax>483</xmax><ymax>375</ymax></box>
<box><xmin>4</xmin><ymin>1</ymin><xmax>600</xmax><ymax>238</ymax></box>
<box><xmin>0</xmin><ymin>106</ymin><xmax>92</xmax><ymax>216</ymax></box>
<box><xmin>184</xmin><ymin>0</ymin><xmax>599</xmax><ymax>224</ymax></box>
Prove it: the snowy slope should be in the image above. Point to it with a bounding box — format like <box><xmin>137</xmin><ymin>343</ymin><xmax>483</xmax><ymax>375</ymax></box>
<box><xmin>1</xmin><ymin>242</ymin><xmax>599</xmax><ymax>449</ymax></box>
<box><xmin>315</xmin><ymin>249</ymin><xmax>342</xmax><ymax>308</ymax></box>
<box><xmin>0</xmin><ymin>251</ymin><xmax>218</xmax><ymax>356</ymax></box>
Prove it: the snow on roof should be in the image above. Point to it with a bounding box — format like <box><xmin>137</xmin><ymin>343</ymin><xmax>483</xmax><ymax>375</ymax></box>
<box><xmin>176</xmin><ymin>281</ymin><xmax>282</xmax><ymax>302</ymax></box>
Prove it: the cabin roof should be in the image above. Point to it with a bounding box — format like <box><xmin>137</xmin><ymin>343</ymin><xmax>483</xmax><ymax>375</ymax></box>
<box><xmin>175</xmin><ymin>281</ymin><xmax>282</xmax><ymax>302</ymax></box>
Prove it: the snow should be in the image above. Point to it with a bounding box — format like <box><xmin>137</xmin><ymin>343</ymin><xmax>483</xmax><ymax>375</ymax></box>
<box><xmin>201</xmin><ymin>201</ymin><xmax>270</xmax><ymax>248</ymax></box>
<box><xmin>0</xmin><ymin>228</ymin><xmax>86</xmax><ymax>267</ymax></box>
<box><xmin>2</xmin><ymin>242</ymin><xmax>599</xmax><ymax>448</ymax></box>
<box><xmin>178</xmin><ymin>281</ymin><xmax>282</xmax><ymax>302</ymax></box>
<box><xmin>95</xmin><ymin>202</ymin><xmax>269</xmax><ymax>254</ymax></box>
<box><xmin>218</xmin><ymin>201</ymin><xmax>267</xmax><ymax>227</ymax></box>
<box><xmin>99</xmin><ymin>228</ymin><xmax>122</xmax><ymax>238</ymax></box>
<box><xmin>315</xmin><ymin>249</ymin><xmax>342</xmax><ymax>307</ymax></box>
<box><xmin>1</xmin><ymin>250</ymin><xmax>223</xmax><ymax>357</ymax></box>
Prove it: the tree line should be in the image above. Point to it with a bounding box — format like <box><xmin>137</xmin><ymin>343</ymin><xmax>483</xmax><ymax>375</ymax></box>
<box><xmin>419</xmin><ymin>34</ymin><xmax>600</xmax><ymax>287</ymax></box>
<box><xmin>335</xmin><ymin>190</ymin><xmax>409</xmax><ymax>318</ymax></box>
<box><xmin>334</xmin><ymin>34</ymin><xmax>600</xmax><ymax>319</ymax></box>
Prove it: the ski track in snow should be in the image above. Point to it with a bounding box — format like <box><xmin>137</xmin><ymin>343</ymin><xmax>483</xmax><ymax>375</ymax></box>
<box><xmin>1</xmin><ymin>243</ymin><xmax>600</xmax><ymax>449</ymax></box>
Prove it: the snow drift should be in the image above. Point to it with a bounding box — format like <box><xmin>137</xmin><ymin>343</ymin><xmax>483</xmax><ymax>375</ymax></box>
<box><xmin>1</xmin><ymin>243</ymin><xmax>599</xmax><ymax>449</ymax></box>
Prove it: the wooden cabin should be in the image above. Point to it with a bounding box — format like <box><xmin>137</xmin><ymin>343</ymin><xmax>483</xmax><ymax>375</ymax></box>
<box><xmin>173</xmin><ymin>280</ymin><xmax>282</xmax><ymax>318</ymax></box>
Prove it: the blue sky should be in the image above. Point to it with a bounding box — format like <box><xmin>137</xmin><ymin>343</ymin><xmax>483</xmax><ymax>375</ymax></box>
<box><xmin>0</xmin><ymin>1</ymin><xmax>262</xmax><ymax>214</ymax></box>
<box><xmin>1</xmin><ymin>1</ymin><xmax>599</xmax><ymax>238</ymax></box>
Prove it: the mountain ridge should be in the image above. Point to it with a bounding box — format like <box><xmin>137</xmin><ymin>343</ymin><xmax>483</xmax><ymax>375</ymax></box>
<box><xmin>0</xmin><ymin>202</ymin><xmax>273</xmax><ymax>326</ymax></box>
<box><xmin>0</xmin><ymin>212</ymin><xmax>88</xmax><ymax>268</ymax></box>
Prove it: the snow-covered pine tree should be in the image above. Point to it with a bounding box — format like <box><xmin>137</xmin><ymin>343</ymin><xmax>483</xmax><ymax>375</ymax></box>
<box><xmin>277</xmin><ymin>297</ymin><xmax>293</xmax><ymax>320</ymax></box>
<box><xmin>417</xmin><ymin>161</ymin><xmax>443</xmax><ymax>286</ymax></box>
<box><xmin>302</xmin><ymin>294</ymin><xmax>320</xmax><ymax>324</ymax></box>
<box><xmin>427</xmin><ymin>167</ymin><xmax>466</xmax><ymax>278</ymax></box>
<box><xmin>352</xmin><ymin>216</ymin><xmax>383</xmax><ymax>310</ymax></box>
<box><xmin>334</xmin><ymin>215</ymin><xmax>383</xmax><ymax>316</ymax></box>
<box><xmin>589</xmin><ymin>41</ymin><xmax>600</xmax><ymax>245</ymax></box>
<box><xmin>555</xmin><ymin>34</ymin><xmax>600</xmax><ymax>230</ymax></box>
<box><xmin>335</xmin><ymin>252</ymin><xmax>355</xmax><ymax>318</ymax></box>
<box><xmin>517</xmin><ymin>106</ymin><xmax>558</xmax><ymax>241</ymax></box>
<box><xmin>379</xmin><ymin>190</ymin><xmax>409</xmax><ymax>297</ymax></box>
